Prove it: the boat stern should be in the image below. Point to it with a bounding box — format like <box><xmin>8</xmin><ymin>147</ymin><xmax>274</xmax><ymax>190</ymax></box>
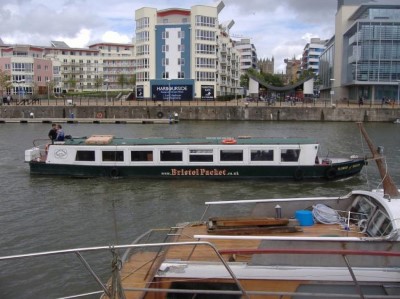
<box><xmin>25</xmin><ymin>147</ymin><xmax>41</xmax><ymax>162</ymax></box>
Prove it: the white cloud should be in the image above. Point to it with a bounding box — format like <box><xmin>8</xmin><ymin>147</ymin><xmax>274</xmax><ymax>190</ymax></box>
<box><xmin>0</xmin><ymin>0</ymin><xmax>338</xmax><ymax>72</ymax></box>
<box><xmin>101</xmin><ymin>31</ymin><xmax>132</xmax><ymax>44</ymax></box>
<box><xmin>55</xmin><ymin>29</ymin><xmax>92</xmax><ymax>48</ymax></box>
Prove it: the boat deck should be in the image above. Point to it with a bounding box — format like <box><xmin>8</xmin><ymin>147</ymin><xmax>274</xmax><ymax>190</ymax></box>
<box><xmin>114</xmin><ymin>221</ymin><xmax>364</xmax><ymax>299</ymax></box>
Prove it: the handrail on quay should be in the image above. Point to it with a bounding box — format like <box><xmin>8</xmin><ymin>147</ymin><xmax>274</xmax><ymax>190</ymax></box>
<box><xmin>1</xmin><ymin>96</ymin><xmax>399</xmax><ymax>109</ymax></box>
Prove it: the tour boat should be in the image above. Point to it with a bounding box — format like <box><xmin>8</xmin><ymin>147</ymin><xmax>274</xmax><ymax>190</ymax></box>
<box><xmin>2</xmin><ymin>123</ymin><xmax>399</xmax><ymax>298</ymax></box>
<box><xmin>24</xmin><ymin>134</ymin><xmax>366</xmax><ymax>180</ymax></box>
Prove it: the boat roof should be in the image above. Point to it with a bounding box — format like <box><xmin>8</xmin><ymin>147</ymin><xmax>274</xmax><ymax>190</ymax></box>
<box><xmin>64</xmin><ymin>135</ymin><xmax>319</xmax><ymax>146</ymax></box>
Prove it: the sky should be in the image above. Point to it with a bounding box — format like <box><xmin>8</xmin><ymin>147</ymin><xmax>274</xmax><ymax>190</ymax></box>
<box><xmin>0</xmin><ymin>0</ymin><xmax>339</xmax><ymax>72</ymax></box>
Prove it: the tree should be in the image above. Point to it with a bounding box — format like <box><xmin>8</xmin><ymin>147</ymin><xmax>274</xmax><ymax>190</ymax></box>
<box><xmin>0</xmin><ymin>68</ymin><xmax>12</xmax><ymax>97</ymax></box>
<box><xmin>261</xmin><ymin>72</ymin><xmax>284</xmax><ymax>87</ymax></box>
<box><xmin>127</xmin><ymin>74</ymin><xmax>136</xmax><ymax>90</ymax></box>
<box><xmin>299</xmin><ymin>68</ymin><xmax>315</xmax><ymax>81</ymax></box>
<box><xmin>240</xmin><ymin>74</ymin><xmax>249</xmax><ymax>89</ymax></box>
<box><xmin>117</xmin><ymin>74</ymin><xmax>126</xmax><ymax>91</ymax></box>
<box><xmin>94</xmin><ymin>77</ymin><xmax>104</xmax><ymax>92</ymax></box>
<box><xmin>67</xmin><ymin>77</ymin><xmax>77</xmax><ymax>91</ymax></box>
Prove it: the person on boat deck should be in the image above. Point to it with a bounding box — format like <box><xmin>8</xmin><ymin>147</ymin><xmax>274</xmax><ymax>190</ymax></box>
<box><xmin>55</xmin><ymin>124</ymin><xmax>65</xmax><ymax>141</ymax></box>
<box><xmin>48</xmin><ymin>123</ymin><xmax>57</xmax><ymax>143</ymax></box>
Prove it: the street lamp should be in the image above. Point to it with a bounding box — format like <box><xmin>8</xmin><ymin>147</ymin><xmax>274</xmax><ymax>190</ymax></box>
<box><xmin>17</xmin><ymin>80</ymin><xmax>25</xmax><ymax>101</ymax></box>
<box><xmin>168</xmin><ymin>79</ymin><xmax>171</xmax><ymax>103</ymax></box>
<box><xmin>47</xmin><ymin>80</ymin><xmax>50</xmax><ymax>104</ymax></box>
<box><xmin>330</xmin><ymin>78</ymin><xmax>335</xmax><ymax>107</ymax></box>
<box><xmin>104</xmin><ymin>78</ymin><xmax>109</xmax><ymax>102</ymax></box>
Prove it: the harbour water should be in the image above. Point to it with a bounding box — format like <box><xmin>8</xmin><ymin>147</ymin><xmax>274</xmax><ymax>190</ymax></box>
<box><xmin>0</xmin><ymin>121</ymin><xmax>399</xmax><ymax>298</ymax></box>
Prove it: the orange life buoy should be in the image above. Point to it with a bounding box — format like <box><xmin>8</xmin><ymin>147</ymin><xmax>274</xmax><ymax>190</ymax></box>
<box><xmin>222</xmin><ymin>138</ymin><xmax>237</xmax><ymax>144</ymax></box>
<box><xmin>96</xmin><ymin>112</ymin><xmax>103</xmax><ymax>119</ymax></box>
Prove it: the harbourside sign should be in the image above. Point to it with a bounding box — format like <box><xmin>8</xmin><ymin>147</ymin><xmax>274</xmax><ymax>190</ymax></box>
<box><xmin>201</xmin><ymin>85</ymin><xmax>214</xmax><ymax>100</ymax></box>
<box><xmin>152</xmin><ymin>84</ymin><xmax>193</xmax><ymax>101</ymax></box>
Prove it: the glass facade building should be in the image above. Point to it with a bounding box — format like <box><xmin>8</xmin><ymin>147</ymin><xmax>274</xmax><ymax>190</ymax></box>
<box><xmin>320</xmin><ymin>3</ymin><xmax>400</xmax><ymax>103</ymax></box>
<box><xmin>343</xmin><ymin>6</ymin><xmax>400</xmax><ymax>101</ymax></box>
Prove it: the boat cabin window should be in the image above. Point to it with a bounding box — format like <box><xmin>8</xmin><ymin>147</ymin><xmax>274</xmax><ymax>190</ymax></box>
<box><xmin>131</xmin><ymin>150</ymin><xmax>153</xmax><ymax>162</ymax></box>
<box><xmin>251</xmin><ymin>149</ymin><xmax>274</xmax><ymax>161</ymax></box>
<box><xmin>75</xmin><ymin>150</ymin><xmax>95</xmax><ymax>161</ymax></box>
<box><xmin>281</xmin><ymin>149</ymin><xmax>300</xmax><ymax>162</ymax></box>
<box><xmin>102</xmin><ymin>151</ymin><xmax>124</xmax><ymax>162</ymax></box>
<box><xmin>350</xmin><ymin>196</ymin><xmax>376</xmax><ymax>222</ymax></box>
<box><xmin>189</xmin><ymin>149</ymin><xmax>213</xmax><ymax>162</ymax></box>
<box><xmin>220</xmin><ymin>150</ymin><xmax>243</xmax><ymax>161</ymax></box>
<box><xmin>168</xmin><ymin>281</ymin><xmax>240</xmax><ymax>298</ymax></box>
<box><xmin>367</xmin><ymin>210</ymin><xmax>393</xmax><ymax>237</ymax></box>
<box><xmin>160</xmin><ymin>150</ymin><xmax>183</xmax><ymax>161</ymax></box>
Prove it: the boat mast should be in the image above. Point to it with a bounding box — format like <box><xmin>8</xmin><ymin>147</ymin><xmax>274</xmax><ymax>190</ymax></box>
<box><xmin>357</xmin><ymin>122</ymin><xmax>399</xmax><ymax>197</ymax></box>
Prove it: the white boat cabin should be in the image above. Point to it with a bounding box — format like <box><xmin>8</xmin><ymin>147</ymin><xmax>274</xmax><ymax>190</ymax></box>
<box><xmin>26</xmin><ymin>135</ymin><xmax>323</xmax><ymax>166</ymax></box>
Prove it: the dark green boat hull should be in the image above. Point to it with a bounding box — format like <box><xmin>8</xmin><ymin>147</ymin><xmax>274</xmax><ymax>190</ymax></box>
<box><xmin>29</xmin><ymin>159</ymin><xmax>365</xmax><ymax>180</ymax></box>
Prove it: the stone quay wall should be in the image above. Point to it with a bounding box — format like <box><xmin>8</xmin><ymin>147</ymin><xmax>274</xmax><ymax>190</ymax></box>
<box><xmin>1</xmin><ymin>104</ymin><xmax>399</xmax><ymax>122</ymax></box>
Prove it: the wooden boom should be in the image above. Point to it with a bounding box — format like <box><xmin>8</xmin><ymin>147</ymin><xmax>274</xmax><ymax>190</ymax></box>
<box><xmin>357</xmin><ymin>122</ymin><xmax>399</xmax><ymax>197</ymax></box>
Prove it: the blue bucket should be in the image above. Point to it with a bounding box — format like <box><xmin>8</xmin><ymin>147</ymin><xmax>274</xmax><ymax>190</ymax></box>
<box><xmin>295</xmin><ymin>210</ymin><xmax>314</xmax><ymax>226</ymax></box>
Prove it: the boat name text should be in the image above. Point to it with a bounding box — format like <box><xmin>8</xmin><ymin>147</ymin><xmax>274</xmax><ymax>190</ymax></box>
<box><xmin>166</xmin><ymin>168</ymin><xmax>239</xmax><ymax>176</ymax></box>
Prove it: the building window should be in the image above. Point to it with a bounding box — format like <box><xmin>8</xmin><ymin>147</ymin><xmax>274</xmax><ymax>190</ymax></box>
<box><xmin>178</xmin><ymin>58</ymin><xmax>185</xmax><ymax>65</ymax></box>
<box><xmin>136</xmin><ymin>31</ymin><xmax>149</xmax><ymax>42</ymax></box>
<box><xmin>178</xmin><ymin>31</ymin><xmax>185</xmax><ymax>39</ymax></box>
<box><xmin>136</xmin><ymin>17</ymin><xmax>149</xmax><ymax>30</ymax></box>
<box><xmin>162</xmin><ymin>45</ymin><xmax>169</xmax><ymax>52</ymax></box>
<box><xmin>178</xmin><ymin>44</ymin><xmax>185</xmax><ymax>52</ymax></box>
<box><xmin>162</xmin><ymin>72</ymin><xmax>170</xmax><ymax>79</ymax></box>
<box><xmin>162</xmin><ymin>58</ymin><xmax>169</xmax><ymax>66</ymax></box>
<box><xmin>196</xmin><ymin>71</ymin><xmax>215</xmax><ymax>82</ymax></box>
<box><xmin>162</xmin><ymin>31</ymin><xmax>169</xmax><ymax>39</ymax></box>
<box><xmin>178</xmin><ymin>72</ymin><xmax>185</xmax><ymax>79</ymax></box>
<box><xmin>196</xmin><ymin>57</ymin><xmax>215</xmax><ymax>68</ymax></box>
<box><xmin>195</xmin><ymin>15</ymin><xmax>216</xmax><ymax>27</ymax></box>
<box><xmin>195</xmin><ymin>29</ymin><xmax>216</xmax><ymax>41</ymax></box>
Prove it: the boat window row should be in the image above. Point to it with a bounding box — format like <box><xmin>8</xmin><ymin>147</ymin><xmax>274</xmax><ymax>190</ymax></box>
<box><xmin>75</xmin><ymin>148</ymin><xmax>301</xmax><ymax>163</ymax></box>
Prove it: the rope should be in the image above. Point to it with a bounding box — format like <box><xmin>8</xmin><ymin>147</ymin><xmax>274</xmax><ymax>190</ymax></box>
<box><xmin>358</xmin><ymin>127</ymin><xmax>371</xmax><ymax>190</ymax></box>
<box><xmin>375</xmin><ymin>155</ymin><xmax>389</xmax><ymax>190</ymax></box>
<box><xmin>312</xmin><ymin>204</ymin><xmax>343</xmax><ymax>224</ymax></box>
<box><xmin>110</xmin><ymin>247</ymin><xmax>126</xmax><ymax>299</ymax></box>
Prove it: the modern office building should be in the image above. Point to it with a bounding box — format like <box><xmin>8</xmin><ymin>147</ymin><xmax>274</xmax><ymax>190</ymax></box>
<box><xmin>320</xmin><ymin>0</ymin><xmax>400</xmax><ymax>103</ymax></box>
<box><xmin>134</xmin><ymin>1</ymin><xmax>241</xmax><ymax>100</ymax></box>
<box><xmin>301</xmin><ymin>38</ymin><xmax>328</xmax><ymax>75</ymax></box>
